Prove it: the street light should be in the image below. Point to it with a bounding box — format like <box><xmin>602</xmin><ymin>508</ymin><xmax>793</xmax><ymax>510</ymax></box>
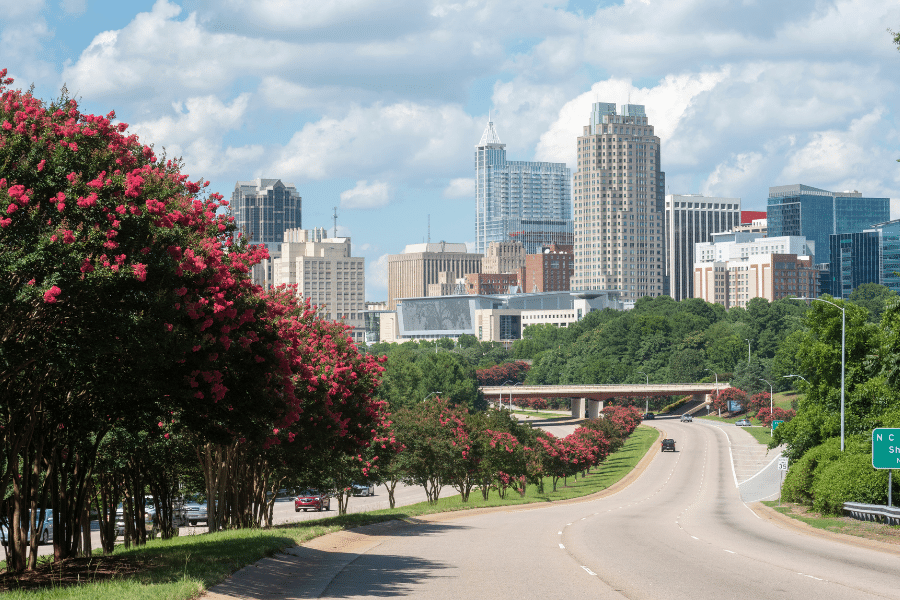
<box><xmin>423</xmin><ymin>391</ymin><xmax>442</xmax><ymax>402</ymax></box>
<box><xmin>783</xmin><ymin>374</ymin><xmax>809</xmax><ymax>384</ymax></box>
<box><xmin>501</xmin><ymin>380</ymin><xmax>521</xmax><ymax>411</ymax></box>
<box><xmin>637</xmin><ymin>371</ymin><xmax>649</xmax><ymax>413</ymax></box>
<box><xmin>792</xmin><ymin>296</ymin><xmax>846</xmax><ymax>451</ymax></box>
<box><xmin>744</xmin><ymin>339</ymin><xmax>751</xmax><ymax>364</ymax></box>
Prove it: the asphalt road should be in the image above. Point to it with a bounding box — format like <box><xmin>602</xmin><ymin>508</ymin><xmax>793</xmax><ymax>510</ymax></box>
<box><xmin>211</xmin><ymin>416</ymin><xmax>900</xmax><ymax>599</ymax></box>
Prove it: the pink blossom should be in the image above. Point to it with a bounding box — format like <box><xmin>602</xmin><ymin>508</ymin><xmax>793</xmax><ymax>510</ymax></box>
<box><xmin>43</xmin><ymin>286</ymin><xmax>61</xmax><ymax>304</ymax></box>
<box><xmin>37</xmin><ymin>160</ymin><xmax>45</xmax><ymax>171</ymax></box>
<box><xmin>132</xmin><ymin>263</ymin><xmax>147</xmax><ymax>281</ymax></box>
<box><xmin>26</xmin><ymin>279</ymin><xmax>35</xmax><ymax>285</ymax></box>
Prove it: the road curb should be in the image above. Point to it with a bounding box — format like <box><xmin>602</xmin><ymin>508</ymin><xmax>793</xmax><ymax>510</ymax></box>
<box><xmin>749</xmin><ymin>501</ymin><xmax>900</xmax><ymax>556</ymax></box>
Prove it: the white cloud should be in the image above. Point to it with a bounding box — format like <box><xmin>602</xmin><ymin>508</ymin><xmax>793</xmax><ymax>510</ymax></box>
<box><xmin>128</xmin><ymin>94</ymin><xmax>264</xmax><ymax>177</ymax></box>
<box><xmin>443</xmin><ymin>178</ymin><xmax>474</xmax><ymax>199</ymax></box>
<box><xmin>701</xmin><ymin>152</ymin><xmax>766</xmax><ymax>198</ymax></box>
<box><xmin>367</xmin><ymin>253</ymin><xmax>390</xmax><ymax>296</ymax></box>
<box><xmin>341</xmin><ymin>180</ymin><xmax>391</xmax><ymax>209</ymax></box>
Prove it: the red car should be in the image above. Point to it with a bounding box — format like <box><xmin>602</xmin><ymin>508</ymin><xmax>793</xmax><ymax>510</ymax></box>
<box><xmin>294</xmin><ymin>490</ymin><xmax>331</xmax><ymax>512</ymax></box>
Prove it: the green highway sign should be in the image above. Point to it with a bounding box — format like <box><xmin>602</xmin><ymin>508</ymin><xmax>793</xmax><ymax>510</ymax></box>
<box><xmin>872</xmin><ymin>429</ymin><xmax>900</xmax><ymax>469</ymax></box>
<box><xmin>771</xmin><ymin>420</ymin><xmax>785</xmax><ymax>431</ymax></box>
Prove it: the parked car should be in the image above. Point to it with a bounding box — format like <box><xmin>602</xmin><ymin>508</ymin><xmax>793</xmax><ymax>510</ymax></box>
<box><xmin>184</xmin><ymin>502</ymin><xmax>208</xmax><ymax>526</ymax></box>
<box><xmin>680</xmin><ymin>414</ymin><xmax>693</xmax><ymax>422</ymax></box>
<box><xmin>643</xmin><ymin>412</ymin><xmax>655</xmax><ymax>420</ymax></box>
<box><xmin>295</xmin><ymin>490</ymin><xmax>331</xmax><ymax>512</ymax></box>
<box><xmin>0</xmin><ymin>510</ymin><xmax>53</xmax><ymax>545</ymax></box>
<box><xmin>351</xmin><ymin>482</ymin><xmax>375</xmax><ymax>496</ymax></box>
<box><xmin>735</xmin><ymin>419</ymin><xmax>752</xmax><ymax>427</ymax></box>
<box><xmin>661</xmin><ymin>438</ymin><xmax>676</xmax><ymax>452</ymax></box>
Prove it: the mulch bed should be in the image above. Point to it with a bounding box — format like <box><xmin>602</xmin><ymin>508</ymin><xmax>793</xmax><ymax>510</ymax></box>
<box><xmin>0</xmin><ymin>555</ymin><xmax>146</xmax><ymax>592</ymax></box>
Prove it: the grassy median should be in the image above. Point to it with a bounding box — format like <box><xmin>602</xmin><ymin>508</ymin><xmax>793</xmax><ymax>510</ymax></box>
<box><xmin>1</xmin><ymin>426</ymin><xmax>657</xmax><ymax>599</ymax></box>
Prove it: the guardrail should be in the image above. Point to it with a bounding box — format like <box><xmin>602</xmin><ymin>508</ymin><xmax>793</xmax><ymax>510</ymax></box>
<box><xmin>843</xmin><ymin>501</ymin><xmax>900</xmax><ymax>525</ymax></box>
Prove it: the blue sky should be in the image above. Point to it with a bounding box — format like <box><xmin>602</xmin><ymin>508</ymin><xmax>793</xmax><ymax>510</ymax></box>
<box><xmin>4</xmin><ymin>0</ymin><xmax>900</xmax><ymax>299</ymax></box>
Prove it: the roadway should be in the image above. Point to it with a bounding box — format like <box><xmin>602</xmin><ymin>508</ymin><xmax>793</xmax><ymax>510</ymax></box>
<box><xmin>207</xmin><ymin>415</ymin><xmax>900</xmax><ymax>599</ymax></box>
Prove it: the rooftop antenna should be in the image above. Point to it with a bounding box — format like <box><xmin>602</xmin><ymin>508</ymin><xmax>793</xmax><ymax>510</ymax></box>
<box><xmin>332</xmin><ymin>206</ymin><xmax>338</xmax><ymax>238</ymax></box>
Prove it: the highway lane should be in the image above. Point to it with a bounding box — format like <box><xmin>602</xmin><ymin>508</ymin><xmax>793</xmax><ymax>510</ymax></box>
<box><xmin>271</xmin><ymin>416</ymin><xmax>900</xmax><ymax>599</ymax></box>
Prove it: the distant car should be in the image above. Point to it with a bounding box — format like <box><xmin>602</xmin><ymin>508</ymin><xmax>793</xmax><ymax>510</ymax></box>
<box><xmin>735</xmin><ymin>419</ymin><xmax>752</xmax><ymax>427</ymax></box>
<box><xmin>184</xmin><ymin>502</ymin><xmax>208</xmax><ymax>526</ymax></box>
<box><xmin>661</xmin><ymin>439</ymin><xmax>676</xmax><ymax>452</ymax></box>
<box><xmin>680</xmin><ymin>414</ymin><xmax>693</xmax><ymax>422</ymax></box>
<box><xmin>643</xmin><ymin>412</ymin><xmax>655</xmax><ymax>420</ymax></box>
<box><xmin>0</xmin><ymin>510</ymin><xmax>53</xmax><ymax>545</ymax></box>
<box><xmin>295</xmin><ymin>490</ymin><xmax>331</xmax><ymax>512</ymax></box>
<box><xmin>351</xmin><ymin>482</ymin><xmax>375</xmax><ymax>496</ymax></box>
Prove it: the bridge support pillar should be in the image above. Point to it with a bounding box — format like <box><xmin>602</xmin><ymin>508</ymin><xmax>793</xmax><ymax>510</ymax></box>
<box><xmin>586</xmin><ymin>399</ymin><xmax>603</xmax><ymax>419</ymax></box>
<box><xmin>571</xmin><ymin>397</ymin><xmax>585</xmax><ymax>418</ymax></box>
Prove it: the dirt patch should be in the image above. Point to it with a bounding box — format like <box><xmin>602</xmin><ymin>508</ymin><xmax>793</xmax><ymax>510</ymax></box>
<box><xmin>0</xmin><ymin>555</ymin><xmax>146</xmax><ymax>592</ymax></box>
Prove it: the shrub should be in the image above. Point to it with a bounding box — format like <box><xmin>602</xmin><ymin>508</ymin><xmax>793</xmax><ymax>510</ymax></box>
<box><xmin>811</xmin><ymin>452</ymin><xmax>888</xmax><ymax>515</ymax></box>
<box><xmin>781</xmin><ymin>437</ymin><xmax>842</xmax><ymax>504</ymax></box>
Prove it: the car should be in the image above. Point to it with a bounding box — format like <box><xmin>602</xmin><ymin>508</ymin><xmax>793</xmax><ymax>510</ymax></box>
<box><xmin>351</xmin><ymin>482</ymin><xmax>375</xmax><ymax>496</ymax></box>
<box><xmin>680</xmin><ymin>414</ymin><xmax>693</xmax><ymax>422</ymax></box>
<box><xmin>735</xmin><ymin>419</ymin><xmax>752</xmax><ymax>427</ymax></box>
<box><xmin>643</xmin><ymin>412</ymin><xmax>655</xmax><ymax>420</ymax></box>
<box><xmin>184</xmin><ymin>502</ymin><xmax>208</xmax><ymax>526</ymax></box>
<box><xmin>294</xmin><ymin>490</ymin><xmax>331</xmax><ymax>512</ymax></box>
<box><xmin>661</xmin><ymin>438</ymin><xmax>676</xmax><ymax>452</ymax></box>
<box><xmin>0</xmin><ymin>510</ymin><xmax>53</xmax><ymax>545</ymax></box>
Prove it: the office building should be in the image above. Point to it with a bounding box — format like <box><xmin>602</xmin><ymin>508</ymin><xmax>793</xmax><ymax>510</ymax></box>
<box><xmin>665</xmin><ymin>194</ymin><xmax>742</xmax><ymax>301</ymax></box>
<box><xmin>475</xmin><ymin>120</ymin><xmax>572</xmax><ymax>254</ymax></box>
<box><xmin>572</xmin><ymin>102</ymin><xmax>665</xmax><ymax>300</ymax></box>
<box><xmin>379</xmin><ymin>291</ymin><xmax>622</xmax><ymax>344</ymax></box>
<box><xmin>271</xmin><ymin>228</ymin><xmax>365</xmax><ymax>343</ymax></box>
<box><xmin>482</xmin><ymin>241</ymin><xmax>526</xmax><ymax>274</ymax></box>
<box><xmin>522</xmin><ymin>244</ymin><xmax>573</xmax><ymax>292</ymax></box>
<box><xmin>232</xmin><ymin>178</ymin><xmax>302</xmax><ymax>253</ymax></box>
<box><xmin>875</xmin><ymin>220</ymin><xmax>900</xmax><ymax>294</ymax></box>
<box><xmin>465</xmin><ymin>273</ymin><xmax>520</xmax><ymax>295</ymax></box>
<box><xmin>823</xmin><ymin>231</ymin><xmax>880</xmax><ymax>298</ymax></box>
<box><xmin>767</xmin><ymin>184</ymin><xmax>889</xmax><ymax>266</ymax></box>
<box><xmin>387</xmin><ymin>242</ymin><xmax>482</xmax><ymax>310</ymax></box>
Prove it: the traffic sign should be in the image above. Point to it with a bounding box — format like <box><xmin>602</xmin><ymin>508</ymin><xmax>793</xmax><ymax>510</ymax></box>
<box><xmin>771</xmin><ymin>420</ymin><xmax>785</xmax><ymax>431</ymax></box>
<box><xmin>872</xmin><ymin>428</ymin><xmax>900</xmax><ymax>469</ymax></box>
<box><xmin>777</xmin><ymin>457</ymin><xmax>788</xmax><ymax>471</ymax></box>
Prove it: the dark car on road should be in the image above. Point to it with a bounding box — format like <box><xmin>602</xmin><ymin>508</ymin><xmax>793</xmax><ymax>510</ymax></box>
<box><xmin>661</xmin><ymin>439</ymin><xmax>676</xmax><ymax>452</ymax></box>
<box><xmin>295</xmin><ymin>490</ymin><xmax>331</xmax><ymax>512</ymax></box>
<box><xmin>643</xmin><ymin>412</ymin><xmax>655</xmax><ymax>420</ymax></box>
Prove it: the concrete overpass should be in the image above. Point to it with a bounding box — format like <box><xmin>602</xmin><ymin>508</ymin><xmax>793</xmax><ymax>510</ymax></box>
<box><xmin>479</xmin><ymin>383</ymin><xmax>731</xmax><ymax>418</ymax></box>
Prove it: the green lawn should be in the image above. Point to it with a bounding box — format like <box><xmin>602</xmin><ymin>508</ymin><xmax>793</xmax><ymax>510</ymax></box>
<box><xmin>762</xmin><ymin>501</ymin><xmax>900</xmax><ymax>545</ymax></box>
<box><xmin>510</xmin><ymin>410</ymin><xmax>572</xmax><ymax>420</ymax></box>
<box><xmin>2</xmin><ymin>426</ymin><xmax>659</xmax><ymax>599</ymax></box>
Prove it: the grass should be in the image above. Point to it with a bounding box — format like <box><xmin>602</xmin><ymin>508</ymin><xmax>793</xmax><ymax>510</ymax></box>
<box><xmin>762</xmin><ymin>501</ymin><xmax>900</xmax><ymax>546</ymax></box>
<box><xmin>2</xmin><ymin>426</ymin><xmax>658</xmax><ymax>599</ymax></box>
<box><xmin>510</xmin><ymin>410</ymin><xmax>572</xmax><ymax>420</ymax></box>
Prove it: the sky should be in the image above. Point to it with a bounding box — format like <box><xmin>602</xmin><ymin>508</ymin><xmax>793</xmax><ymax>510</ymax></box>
<box><xmin>3</xmin><ymin>0</ymin><xmax>900</xmax><ymax>299</ymax></box>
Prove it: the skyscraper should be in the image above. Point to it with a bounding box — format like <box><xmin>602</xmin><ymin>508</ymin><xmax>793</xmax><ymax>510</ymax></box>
<box><xmin>572</xmin><ymin>102</ymin><xmax>665</xmax><ymax>300</ymax></box>
<box><xmin>475</xmin><ymin>120</ymin><xmax>572</xmax><ymax>254</ymax></box>
<box><xmin>767</xmin><ymin>184</ymin><xmax>889</xmax><ymax>266</ymax></box>
<box><xmin>664</xmin><ymin>194</ymin><xmax>742</xmax><ymax>301</ymax></box>
<box><xmin>231</xmin><ymin>178</ymin><xmax>302</xmax><ymax>255</ymax></box>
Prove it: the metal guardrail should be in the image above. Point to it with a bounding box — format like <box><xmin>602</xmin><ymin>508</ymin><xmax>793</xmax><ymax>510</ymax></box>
<box><xmin>843</xmin><ymin>501</ymin><xmax>900</xmax><ymax>525</ymax></box>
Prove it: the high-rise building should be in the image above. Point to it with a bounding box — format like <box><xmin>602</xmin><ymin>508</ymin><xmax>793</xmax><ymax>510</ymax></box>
<box><xmin>572</xmin><ymin>102</ymin><xmax>665</xmax><ymax>301</ymax></box>
<box><xmin>823</xmin><ymin>231</ymin><xmax>880</xmax><ymax>299</ymax></box>
<box><xmin>386</xmin><ymin>242</ymin><xmax>482</xmax><ymax>310</ymax></box>
<box><xmin>767</xmin><ymin>184</ymin><xmax>889</xmax><ymax>266</ymax></box>
<box><xmin>694</xmin><ymin>253</ymin><xmax>819</xmax><ymax>309</ymax></box>
<box><xmin>231</xmin><ymin>179</ymin><xmax>302</xmax><ymax>253</ymax></box>
<box><xmin>523</xmin><ymin>244</ymin><xmax>573</xmax><ymax>293</ymax></box>
<box><xmin>482</xmin><ymin>241</ymin><xmax>525</xmax><ymax>274</ymax></box>
<box><xmin>475</xmin><ymin>120</ymin><xmax>572</xmax><ymax>254</ymax></box>
<box><xmin>875</xmin><ymin>220</ymin><xmax>900</xmax><ymax>294</ymax></box>
<box><xmin>271</xmin><ymin>228</ymin><xmax>365</xmax><ymax>343</ymax></box>
<box><xmin>664</xmin><ymin>194</ymin><xmax>742</xmax><ymax>300</ymax></box>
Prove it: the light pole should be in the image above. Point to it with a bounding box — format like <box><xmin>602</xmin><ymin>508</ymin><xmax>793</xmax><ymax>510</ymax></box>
<box><xmin>637</xmin><ymin>371</ymin><xmax>649</xmax><ymax>413</ymax></box>
<box><xmin>423</xmin><ymin>391</ymin><xmax>442</xmax><ymax>402</ymax></box>
<box><xmin>792</xmin><ymin>296</ymin><xmax>846</xmax><ymax>451</ymax></box>
<box><xmin>705</xmin><ymin>368</ymin><xmax>718</xmax><ymax>415</ymax></box>
<box><xmin>744</xmin><ymin>339</ymin><xmax>751</xmax><ymax>364</ymax></box>
<box><xmin>783</xmin><ymin>374</ymin><xmax>809</xmax><ymax>385</ymax></box>
<box><xmin>502</xmin><ymin>380</ymin><xmax>520</xmax><ymax>411</ymax></box>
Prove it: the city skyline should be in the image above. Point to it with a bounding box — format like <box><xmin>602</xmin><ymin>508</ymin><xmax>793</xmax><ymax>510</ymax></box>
<box><xmin>6</xmin><ymin>0</ymin><xmax>900</xmax><ymax>299</ymax></box>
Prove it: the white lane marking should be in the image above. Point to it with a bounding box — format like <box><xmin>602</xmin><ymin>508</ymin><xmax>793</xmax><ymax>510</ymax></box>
<box><xmin>581</xmin><ymin>517</ymin><xmax>587</xmax><ymax>520</ymax></box>
<box><xmin>724</xmin><ymin>549</ymin><xmax>735</xmax><ymax>554</ymax></box>
<box><xmin>559</xmin><ymin>543</ymin><xmax>565</xmax><ymax>549</ymax></box>
<box><xmin>566</xmin><ymin>523</ymin><xmax>572</xmax><ymax>526</ymax></box>
<box><xmin>743</xmin><ymin>502</ymin><xmax>762</xmax><ymax>520</ymax></box>
<box><xmin>691</xmin><ymin>536</ymin><xmax>699</xmax><ymax>540</ymax></box>
<box><xmin>558</xmin><ymin>531</ymin><xmax>562</xmax><ymax>535</ymax></box>
<box><xmin>738</xmin><ymin>452</ymin><xmax>783</xmax><ymax>487</ymax></box>
<box><xmin>799</xmin><ymin>573</ymin><xmax>823</xmax><ymax>581</ymax></box>
<box><xmin>728</xmin><ymin>445</ymin><xmax>738</xmax><ymax>488</ymax></box>
<box><xmin>582</xmin><ymin>566</ymin><xmax>597</xmax><ymax>576</ymax></box>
